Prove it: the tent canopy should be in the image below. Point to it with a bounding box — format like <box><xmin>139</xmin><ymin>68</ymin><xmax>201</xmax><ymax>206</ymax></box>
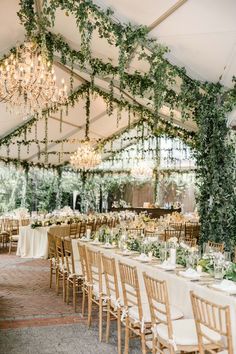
<box><xmin>0</xmin><ymin>0</ymin><xmax>235</xmax><ymax>166</ymax></box>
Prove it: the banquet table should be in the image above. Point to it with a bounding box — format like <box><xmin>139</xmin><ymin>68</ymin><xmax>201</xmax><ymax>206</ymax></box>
<box><xmin>72</xmin><ymin>240</ymin><xmax>236</xmax><ymax>352</ymax></box>
<box><xmin>17</xmin><ymin>225</ymin><xmax>70</xmax><ymax>259</ymax></box>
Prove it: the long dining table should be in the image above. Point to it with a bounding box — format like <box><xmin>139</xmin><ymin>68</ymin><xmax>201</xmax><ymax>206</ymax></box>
<box><xmin>72</xmin><ymin>239</ymin><xmax>236</xmax><ymax>352</ymax></box>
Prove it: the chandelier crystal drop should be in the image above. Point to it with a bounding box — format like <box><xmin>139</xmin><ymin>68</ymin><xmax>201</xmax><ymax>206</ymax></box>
<box><xmin>70</xmin><ymin>139</ymin><xmax>102</xmax><ymax>170</ymax></box>
<box><xmin>131</xmin><ymin>163</ymin><xmax>153</xmax><ymax>180</ymax></box>
<box><xmin>0</xmin><ymin>42</ymin><xmax>68</xmax><ymax>118</ymax></box>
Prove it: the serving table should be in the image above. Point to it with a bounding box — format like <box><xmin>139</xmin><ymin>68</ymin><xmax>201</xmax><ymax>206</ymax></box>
<box><xmin>72</xmin><ymin>240</ymin><xmax>236</xmax><ymax>352</ymax></box>
<box><xmin>17</xmin><ymin>225</ymin><xmax>70</xmax><ymax>259</ymax></box>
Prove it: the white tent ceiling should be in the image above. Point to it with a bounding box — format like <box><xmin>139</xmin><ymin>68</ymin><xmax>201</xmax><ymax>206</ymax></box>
<box><xmin>0</xmin><ymin>0</ymin><xmax>235</xmax><ymax>166</ymax></box>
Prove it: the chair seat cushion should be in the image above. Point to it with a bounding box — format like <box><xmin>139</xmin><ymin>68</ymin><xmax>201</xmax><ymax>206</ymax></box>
<box><xmin>156</xmin><ymin>319</ymin><xmax>222</xmax><ymax>347</ymax></box>
<box><xmin>129</xmin><ymin>303</ymin><xmax>183</xmax><ymax>323</ymax></box>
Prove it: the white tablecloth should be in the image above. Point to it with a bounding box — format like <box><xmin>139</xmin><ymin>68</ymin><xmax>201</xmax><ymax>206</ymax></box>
<box><xmin>17</xmin><ymin>226</ymin><xmax>50</xmax><ymax>259</ymax></box>
<box><xmin>72</xmin><ymin>240</ymin><xmax>236</xmax><ymax>352</ymax></box>
<box><xmin>17</xmin><ymin>225</ymin><xmax>71</xmax><ymax>259</ymax></box>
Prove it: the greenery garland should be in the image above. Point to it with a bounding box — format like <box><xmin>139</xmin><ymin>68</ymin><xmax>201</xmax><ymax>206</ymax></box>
<box><xmin>194</xmin><ymin>84</ymin><xmax>236</xmax><ymax>249</ymax></box>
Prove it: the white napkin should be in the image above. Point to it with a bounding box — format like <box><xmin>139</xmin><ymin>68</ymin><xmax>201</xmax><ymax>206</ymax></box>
<box><xmin>136</xmin><ymin>253</ymin><xmax>150</xmax><ymax>262</ymax></box>
<box><xmin>212</xmin><ymin>279</ymin><xmax>236</xmax><ymax>294</ymax></box>
<box><xmin>159</xmin><ymin>259</ymin><xmax>176</xmax><ymax>270</ymax></box>
<box><xmin>179</xmin><ymin>268</ymin><xmax>200</xmax><ymax>279</ymax></box>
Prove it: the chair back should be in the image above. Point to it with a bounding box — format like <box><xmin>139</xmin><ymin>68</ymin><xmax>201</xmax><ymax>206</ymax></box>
<box><xmin>64</xmin><ymin>238</ymin><xmax>75</xmax><ymax>274</ymax></box>
<box><xmin>207</xmin><ymin>241</ymin><xmax>224</xmax><ymax>253</ymax></box>
<box><xmin>127</xmin><ymin>228</ymin><xmax>144</xmax><ymax>237</ymax></box>
<box><xmin>48</xmin><ymin>232</ymin><xmax>56</xmax><ymax>259</ymax></box>
<box><xmin>86</xmin><ymin>247</ymin><xmax>102</xmax><ymax>293</ymax></box>
<box><xmin>143</xmin><ymin>273</ymin><xmax>173</xmax><ymax>339</ymax></box>
<box><xmin>21</xmin><ymin>219</ymin><xmax>30</xmax><ymax>226</ymax></box>
<box><xmin>118</xmin><ymin>262</ymin><xmax>143</xmax><ymax>322</ymax></box>
<box><xmin>102</xmin><ymin>254</ymin><xmax>119</xmax><ymax>305</ymax></box>
<box><xmin>11</xmin><ymin>219</ymin><xmax>19</xmax><ymax>235</ymax></box>
<box><xmin>69</xmin><ymin>223</ymin><xmax>79</xmax><ymax>238</ymax></box>
<box><xmin>183</xmin><ymin>237</ymin><xmax>197</xmax><ymax>247</ymax></box>
<box><xmin>55</xmin><ymin>236</ymin><xmax>65</xmax><ymax>268</ymax></box>
<box><xmin>79</xmin><ymin>222</ymin><xmax>86</xmax><ymax>238</ymax></box>
<box><xmin>78</xmin><ymin>243</ymin><xmax>89</xmax><ymax>282</ymax></box>
<box><xmin>169</xmin><ymin>222</ymin><xmax>182</xmax><ymax>232</ymax></box>
<box><xmin>164</xmin><ymin>228</ymin><xmax>181</xmax><ymax>241</ymax></box>
<box><xmin>185</xmin><ymin>222</ymin><xmax>200</xmax><ymax>239</ymax></box>
<box><xmin>191</xmin><ymin>291</ymin><xmax>233</xmax><ymax>354</ymax></box>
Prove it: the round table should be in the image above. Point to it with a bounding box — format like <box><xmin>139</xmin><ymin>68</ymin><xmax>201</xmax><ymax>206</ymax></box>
<box><xmin>17</xmin><ymin>226</ymin><xmax>50</xmax><ymax>259</ymax></box>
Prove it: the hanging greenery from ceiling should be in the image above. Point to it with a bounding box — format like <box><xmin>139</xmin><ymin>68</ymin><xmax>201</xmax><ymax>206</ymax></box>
<box><xmin>0</xmin><ymin>0</ymin><xmax>234</xmax><ymax>248</ymax></box>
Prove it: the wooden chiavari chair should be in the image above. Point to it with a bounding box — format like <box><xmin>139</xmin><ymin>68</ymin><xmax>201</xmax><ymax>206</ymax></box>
<box><xmin>207</xmin><ymin>241</ymin><xmax>224</xmax><ymax>253</ymax></box>
<box><xmin>127</xmin><ymin>228</ymin><xmax>144</xmax><ymax>237</ymax></box>
<box><xmin>183</xmin><ymin>237</ymin><xmax>197</xmax><ymax>248</ymax></box>
<box><xmin>79</xmin><ymin>221</ymin><xmax>86</xmax><ymax>238</ymax></box>
<box><xmin>21</xmin><ymin>219</ymin><xmax>30</xmax><ymax>226</ymax></box>
<box><xmin>143</xmin><ymin>273</ymin><xmax>199</xmax><ymax>354</ymax></box>
<box><xmin>64</xmin><ymin>239</ymin><xmax>83</xmax><ymax>311</ymax></box>
<box><xmin>9</xmin><ymin>220</ymin><xmax>20</xmax><ymax>254</ymax></box>
<box><xmin>0</xmin><ymin>219</ymin><xmax>9</xmax><ymax>248</ymax></box>
<box><xmin>191</xmin><ymin>291</ymin><xmax>233</xmax><ymax>354</ymax></box>
<box><xmin>55</xmin><ymin>236</ymin><xmax>67</xmax><ymax>301</ymax></box>
<box><xmin>102</xmin><ymin>254</ymin><xmax>122</xmax><ymax>354</ymax></box>
<box><xmin>145</xmin><ymin>230</ymin><xmax>156</xmax><ymax>237</ymax></box>
<box><xmin>164</xmin><ymin>229</ymin><xmax>181</xmax><ymax>242</ymax></box>
<box><xmin>185</xmin><ymin>222</ymin><xmax>200</xmax><ymax>240</ymax></box>
<box><xmin>78</xmin><ymin>243</ymin><xmax>90</xmax><ymax>317</ymax></box>
<box><xmin>118</xmin><ymin>262</ymin><xmax>152</xmax><ymax>354</ymax></box>
<box><xmin>69</xmin><ymin>223</ymin><xmax>80</xmax><ymax>238</ymax></box>
<box><xmin>169</xmin><ymin>223</ymin><xmax>182</xmax><ymax>232</ymax></box>
<box><xmin>86</xmin><ymin>247</ymin><xmax>107</xmax><ymax>342</ymax></box>
<box><xmin>48</xmin><ymin>232</ymin><xmax>57</xmax><ymax>288</ymax></box>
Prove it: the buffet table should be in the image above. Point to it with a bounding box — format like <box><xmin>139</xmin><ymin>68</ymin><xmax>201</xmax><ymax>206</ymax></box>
<box><xmin>17</xmin><ymin>225</ymin><xmax>70</xmax><ymax>259</ymax></box>
<box><xmin>111</xmin><ymin>207</ymin><xmax>181</xmax><ymax>219</ymax></box>
<box><xmin>72</xmin><ymin>240</ymin><xmax>236</xmax><ymax>352</ymax></box>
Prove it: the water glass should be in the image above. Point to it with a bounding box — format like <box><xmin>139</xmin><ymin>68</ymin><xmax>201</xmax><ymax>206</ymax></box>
<box><xmin>214</xmin><ymin>263</ymin><xmax>224</xmax><ymax>280</ymax></box>
<box><xmin>160</xmin><ymin>247</ymin><xmax>167</xmax><ymax>263</ymax></box>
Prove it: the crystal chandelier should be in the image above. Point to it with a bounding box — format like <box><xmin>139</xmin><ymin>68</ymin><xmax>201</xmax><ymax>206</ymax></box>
<box><xmin>70</xmin><ymin>106</ymin><xmax>102</xmax><ymax>170</ymax></box>
<box><xmin>131</xmin><ymin>163</ymin><xmax>153</xmax><ymax>180</ymax></box>
<box><xmin>70</xmin><ymin>139</ymin><xmax>102</xmax><ymax>170</ymax></box>
<box><xmin>0</xmin><ymin>42</ymin><xmax>68</xmax><ymax>117</ymax></box>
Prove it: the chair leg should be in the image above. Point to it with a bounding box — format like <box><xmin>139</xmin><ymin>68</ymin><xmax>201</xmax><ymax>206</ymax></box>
<box><xmin>141</xmin><ymin>332</ymin><xmax>146</xmax><ymax>354</ymax></box>
<box><xmin>117</xmin><ymin>309</ymin><xmax>122</xmax><ymax>354</ymax></box>
<box><xmin>152</xmin><ymin>336</ymin><xmax>157</xmax><ymax>354</ymax></box>
<box><xmin>99</xmin><ymin>298</ymin><xmax>103</xmax><ymax>342</ymax></box>
<box><xmin>124</xmin><ymin>318</ymin><xmax>130</xmax><ymax>354</ymax></box>
<box><xmin>63</xmin><ymin>273</ymin><xmax>66</xmax><ymax>302</ymax></box>
<box><xmin>82</xmin><ymin>286</ymin><xmax>86</xmax><ymax>317</ymax></box>
<box><xmin>8</xmin><ymin>241</ymin><xmax>11</xmax><ymax>254</ymax></box>
<box><xmin>87</xmin><ymin>289</ymin><xmax>92</xmax><ymax>328</ymax></box>
<box><xmin>66</xmin><ymin>279</ymin><xmax>70</xmax><ymax>305</ymax></box>
<box><xmin>105</xmin><ymin>304</ymin><xmax>111</xmax><ymax>343</ymax></box>
<box><xmin>73</xmin><ymin>278</ymin><xmax>77</xmax><ymax>312</ymax></box>
<box><xmin>56</xmin><ymin>271</ymin><xmax>60</xmax><ymax>295</ymax></box>
<box><xmin>49</xmin><ymin>261</ymin><xmax>53</xmax><ymax>288</ymax></box>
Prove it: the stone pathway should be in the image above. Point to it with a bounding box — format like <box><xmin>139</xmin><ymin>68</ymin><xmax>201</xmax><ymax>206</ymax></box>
<box><xmin>0</xmin><ymin>251</ymin><xmax>140</xmax><ymax>353</ymax></box>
